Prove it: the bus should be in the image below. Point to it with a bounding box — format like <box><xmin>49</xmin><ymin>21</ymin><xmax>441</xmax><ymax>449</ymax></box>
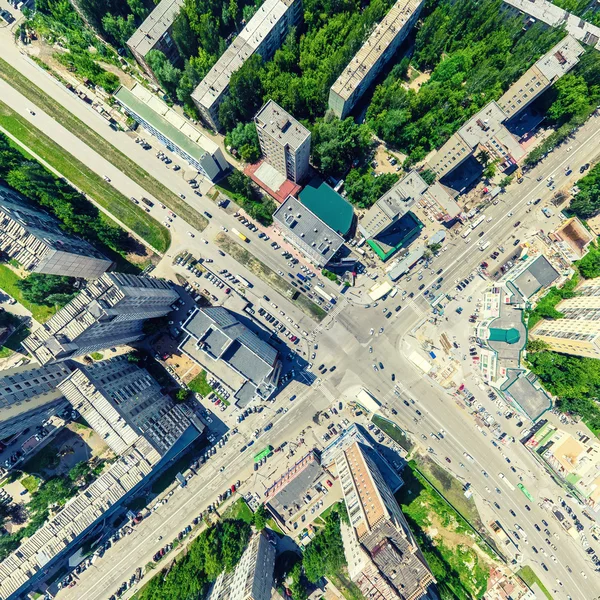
<box><xmin>254</xmin><ymin>445</ymin><xmax>273</xmax><ymax>462</ymax></box>
<box><xmin>471</xmin><ymin>215</ymin><xmax>485</xmax><ymax>229</ymax></box>
<box><xmin>297</xmin><ymin>273</ymin><xmax>307</xmax><ymax>282</ymax></box>
<box><xmin>237</xmin><ymin>275</ymin><xmax>252</xmax><ymax>288</ymax></box>
<box><xmin>461</xmin><ymin>226</ymin><xmax>472</xmax><ymax>239</ymax></box>
<box><xmin>232</xmin><ymin>228</ymin><xmax>248</xmax><ymax>242</ymax></box>
<box><xmin>517</xmin><ymin>483</ymin><xmax>534</xmax><ymax>502</ymax></box>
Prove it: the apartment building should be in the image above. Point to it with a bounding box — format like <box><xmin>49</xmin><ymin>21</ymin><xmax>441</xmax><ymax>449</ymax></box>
<box><xmin>254</xmin><ymin>101</ymin><xmax>311</xmax><ymax>183</ymax></box>
<box><xmin>58</xmin><ymin>357</ymin><xmax>193</xmax><ymax>459</ymax></box>
<box><xmin>180</xmin><ymin>307</ymin><xmax>281</xmax><ymax>406</ymax></box>
<box><xmin>329</xmin><ymin>0</ymin><xmax>424</xmax><ymax>119</ymax></box>
<box><xmin>0</xmin><ymin>362</ymin><xmax>72</xmax><ymax>439</ymax></box>
<box><xmin>23</xmin><ymin>273</ymin><xmax>179</xmax><ymax>365</ymax></box>
<box><xmin>530</xmin><ymin>319</ymin><xmax>600</xmax><ymax>358</ymax></box>
<box><xmin>273</xmin><ymin>195</ymin><xmax>344</xmax><ymax>266</ymax></box>
<box><xmin>207</xmin><ymin>532</ymin><xmax>276</xmax><ymax>600</ymax></box>
<box><xmin>0</xmin><ymin>185</ymin><xmax>111</xmax><ymax>278</ymax></box>
<box><xmin>334</xmin><ymin>440</ymin><xmax>437</xmax><ymax>600</ymax></box>
<box><xmin>114</xmin><ymin>84</ymin><xmax>229</xmax><ymax>180</ymax></box>
<box><xmin>427</xmin><ymin>35</ymin><xmax>584</xmax><ymax>179</ymax></box>
<box><xmin>191</xmin><ymin>0</ymin><xmax>302</xmax><ymax>131</ymax></box>
<box><xmin>126</xmin><ymin>0</ymin><xmax>184</xmax><ymax>79</ymax></box>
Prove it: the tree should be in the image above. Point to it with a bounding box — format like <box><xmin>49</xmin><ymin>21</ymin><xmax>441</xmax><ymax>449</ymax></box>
<box><xmin>547</xmin><ymin>74</ymin><xmax>590</xmax><ymax>124</ymax></box>
<box><xmin>526</xmin><ymin>339</ymin><xmax>550</xmax><ymax>353</ymax></box>
<box><xmin>499</xmin><ymin>175</ymin><xmax>513</xmax><ymax>189</ymax></box>
<box><xmin>288</xmin><ymin>563</ymin><xmax>308</xmax><ymax>600</ymax></box>
<box><xmin>17</xmin><ymin>274</ymin><xmax>76</xmax><ymax>306</ymax></box>
<box><xmin>302</xmin><ymin>508</ymin><xmax>346</xmax><ymax>582</ymax></box>
<box><xmin>421</xmin><ymin>169</ymin><xmax>437</xmax><ymax>185</ymax></box>
<box><xmin>101</xmin><ymin>13</ymin><xmax>136</xmax><ymax>48</ymax></box>
<box><xmin>146</xmin><ymin>50</ymin><xmax>183</xmax><ymax>98</ymax></box>
<box><xmin>253</xmin><ymin>504</ymin><xmax>268</xmax><ymax>530</ymax></box>
<box><xmin>575</xmin><ymin>240</ymin><xmax>600</xmax><ymax>279</ymax></box>
<box><xmin>176</xmin><ymin>389</ymin><xmax>191</xmax><ymax>403</ymax></box>
<box><xmin>225</xmin><ymin>122</ymin><xmax>261</xmax><ymax>163</ymax></box>
<box><xmin>311</xmin><ymin>113</ymin><xmax>372</xmax><ymax>177</ymax></box>
<box><xmin>69</xmin><ymin>461</ymin><xmax>92</xmax><ymax>483</ymax></box>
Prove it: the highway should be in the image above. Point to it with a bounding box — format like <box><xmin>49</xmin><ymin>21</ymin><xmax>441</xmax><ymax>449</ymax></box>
<box><xmin>1</xmin><ymin>25</ymin><xmax>600</xmax><ymax>600</ymax></box>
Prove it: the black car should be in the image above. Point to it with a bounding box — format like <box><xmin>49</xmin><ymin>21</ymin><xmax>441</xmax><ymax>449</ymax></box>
<box><xmin>436</xmin><ymin>268</ymin><xmax>443</xmax><ymax>275</ymax></box>
<box><xmin>391</xmin><ymin>408</ymin><xmax>397</xmax><ymax>415</ymax></box>
<box><xmin>391</xmin><ymin>373</ymin><xmax>395</xmax><ymax>381</ymax></box>
<box><xmin>513</xmin><ymin>239</ymin><xmax>520</xmax><ymax>246</ymax></box>
<box><xmin>378</xmin><ymin>362</ymin><xmax>384</xmax><ymax>369</ymax></box>
<box><xmin>329</xmin><ymin>366</ymin><xmax>336</xmax><ymax>372</ymax></box>
<box><xmin>395</xmin><ymin>305</ymin><xmax>402</xmax><ymax>312</ymax></box>
<box><xmin>493</xmin><ymin>502</ymin><xmax>501</xmax><ymax>509</ymax></box>
<box><xmin>0</xmin><ymin>9</ymin><xmax>15</xmax><ymax>23</ymax></box>
<box><xmin>509</xmin><ymin>509</ymin><xmax>516</xmax><ymax>517</ymax></box>
<box><xmin>386</xmin><ymin>312</ymin><xmax>392</xmax><ymax>318</ymax></box>
<box><xmin>403</xmin><ymin>400</ymin><xmax>410</xmax><ymax>407</ymax></box>
<box><xmin>415</xmin><ymin>409</ymin><xmax>422</xmax><ymax>416</ymax></box>
<box><xmin>408</xmin><ymin>292</ymin><xmax>414</xmax><ymax>298</ymax></box>
<box><xmin>318</xmin><ymin>364</ymin><xmax>325</xmax><ymax>370</ymax></box>
<box><xmin>418</xmin><ymin>284</ymin><xmax>425</xmax><ymax>290</ymax></box>
<box><xmin>204</xmin><ymin>211</ymin><xmax>212</xmax><ymax>218</ymax></box>
<box><xmin>263</xmin><ymin>295</ymin><xmax>270</xmax><ymax>301</ymax></box>
<box><xmin>534</xmin><ymin>523</ymin><xmax>541</xmax><ymax>531</ymax></box>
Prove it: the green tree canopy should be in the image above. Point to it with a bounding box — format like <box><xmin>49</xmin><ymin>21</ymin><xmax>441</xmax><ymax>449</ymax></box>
<box><xmin>17</xmin><ymin>274</ymin><xmax>76</xmax><ymax>306</ymax></box>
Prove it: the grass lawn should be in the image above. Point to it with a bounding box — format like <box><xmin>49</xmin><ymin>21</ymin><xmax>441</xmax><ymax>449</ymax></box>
<box><xmin>21</xmin><ymin>443</ymin><xmax>60</xmax><ymax>475</ymax></box>
<box><xmin>222</xmin><ymin>498</ymin><xmax>254</xmax><ymax>523</ymax></box>
<box><xmin>0</xmin><ymin>101</ymin><xmax>170</xmax><ymax>254</ymax></box>
<box><xmin>517</xmin><ymin>566</ymin><xmax>553</xmax><ymax>600</ymax></box>
<box><xmin>215</xmin><ymin>233</ymin><xmax>326</xmax><ymax>322</ymax></box>
<box><xmin>0</xmin><ymin>264</ymin><xmax>56</xmax><ymax>322</ymax></box>
<box><xmin>188</xmin><ymin>370</ymin><xmax>213</xmax><ymax>396</ymax></box>
<box><xmin>328</xmin><ymin>570</ymin><xmax>364</xmax><ymax>600</ymax></box>
<box><xmin>371</xmin><ymin>414</ymin><xmax>414</xmax><ymax>452</ymax></box>
<box><xmin>20</xmin><ymin>474</ymin><xmax>40</xmax><ymax>493</ymax></box>
<box><xmin>0</xmin><ymin>324</ymin><xmax>30</xmax><ymax>357</ymax></box>
<box><xmin>90</xmin><ymin>352</ymin><xmax>104</xmax><ymax>361</ymax></box>
<box><xmin>0</xmin><ymin>58</ymin><xmax>208</xmax><ymax>234</ymax></box>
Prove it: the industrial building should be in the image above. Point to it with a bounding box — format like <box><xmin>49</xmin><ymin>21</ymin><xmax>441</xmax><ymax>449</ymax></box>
<box><xmin>333</xmin><ymin>439</ymin><xmax>437</xmax><ymax>600</ymax></box>
<box><xmin>328</xmin><ymin>0</ymin><xmax>425</xmax><ymax>119</ymax></box>
<box><xmin>497</xmin><ymin>254</ymin><xmax>560</xmax><ymax>303</ymax></box>
<box><xmin>180</xmin><ymin>307</ymin><xmax>281</xmax><ymax>406</ymax></box>
<box><xmin>206</xmin><ymin>531</ymin><xmax>276</xmax><ymax>600</ymax></box>
<box><xmin>0</xmin><ymin>362</ymin><xmax>72</xmax><ymax>440</ymax></box>
<box><xmin>114</xmin><ymin>84</ymin><xmax>229</xmax><ymax>180</ymax></box>
<box><xmin>254</xmin><ymin>100</ymin><xmax>311</xmax><ymax>183</ymax></box>
<box><xmin>427</xmin><ymin>36</ymin><xmax>584</xmax><ymax>180</ymax></box>
<box><xmin>0</xmin><ymin>185</ymin><xmax>111</xmax><ymax>278</ymax></box>
<box><xmin>126</xmin><ymin>0</ymin><xmax>184</xmax><ymax>79</ymax></box>
<box><xmin>191</xmin><ymin>0</ymin><xmax>302</xmax><ymax>131</ymax></box>
<box><xmin>273</xmin><ymin>195</ymin><xmax>345</xmax><ymax>267</ymax></box>
<box><xmin>58</xmin><ymin>357</ymin><xmax>195</xmax><ymax>459</ymax></box>
<box><xmin>23</xmin><ymin>273</ymin><xmax>180</xmax><ymax>365</ymax></box>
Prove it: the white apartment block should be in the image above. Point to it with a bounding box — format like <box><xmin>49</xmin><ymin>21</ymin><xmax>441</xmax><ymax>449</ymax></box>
<box><xmin>0</xmin><ymin>362</ymin><xmax>72</xmax><ymax>439</ymax></box>
<box><xmin>207</xmin><ymin>532</ymin><xmax>276</xmax><ymax>600</ymax></box>
<box><xmin>254</xmin><ymin>100</ymin><xmax>311</xmax><ymax>183</ymax></box>
<box><xmin>58</xmin><ymin>357</ymin><xmax>192</xmax><ymax>458</ymax></box>
<box><xmin>0</xmin><ymin>185</ymin><xmax>111</xmax><ymax>278</ymax></box>
<box><xmin>328</xmin><ymin>0</ymin><xmax>424</xmax><ymax>119</ymax></box>
<box><xmin>530</xmin><ymin>319</ymin><xmax>600</xmax><ymax>359</ymax></box>
<box><xmin>191</xmin><ymin>0</ymin><xmax>302</xmax><ymax>131</ymax></box>
<box><xmin>22</xmin><ymin>273</ymin><xmax>179</xmax><ymax>365</ymax></box>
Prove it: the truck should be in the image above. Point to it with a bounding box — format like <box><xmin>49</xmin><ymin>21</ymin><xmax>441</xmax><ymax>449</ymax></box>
<box><xmin>461</xmin><ymin>226</ymin><xmax>472</xmax><ymax>239</ymax></box>
<box><xmin>471</xmin><ymin>215</ymin><xmax>485</xmax><ymax>229</ymax></box>
<box><xmin>479</xmin><ymin>240</ymin><xmax>490</xmax><ymax>251</ymax></box>
<box><xmin>389</xmin><ymin>287</ymin><xmax>399</xmax><ymax>298</ymax></box>
<box><xmin>232</xmin><ymin>227</ymin><xmax>248</xmax><ymax>242</ymax></box>
<box><xmin>498</xmin><ymin>472</ymin><xmax>516</xmax><ymax>491</ymax></box>
<box><xmin>316</xmin><ymin>288</ymin><xmax>336</xmax><ymax>304</ymax></box>
<box><xmin>141</xmin><ymin>197</ymin><xmax>154</xmax><ymax>208</ymax></box>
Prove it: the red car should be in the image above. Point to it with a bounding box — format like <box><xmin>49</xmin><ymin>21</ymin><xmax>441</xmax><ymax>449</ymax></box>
<box><xmin>445</xmin><ymin>457</ymin><xmax>451</xmax><ymax>463</ymax></box>
<box><xmin>326</xmin><ymin>480</ymin><xmax>333</xmax><ymax>487</ymax></box>
<box><xmin>225</xmin><ymin>288</ymin><xmax>231</xmax><ymax>294</ymax></box>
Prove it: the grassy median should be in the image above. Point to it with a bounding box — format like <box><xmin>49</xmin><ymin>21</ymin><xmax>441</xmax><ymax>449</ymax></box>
<box><xmin>214</xmin><ymin>233</ymin><xmax>326</xmax><ymax>322</ymax></box>
<box><xmin>517</xmin><ymin>566</ymin><xmax>553</xmax><ymax>600</ymax></box>
<box><xmin>0</xmin><ymin>102</ymin><xmax>171</xmax><ymax>253</ymax></box>
<box><xmin>0</xmin><ymin>57</ymin><xmax>207</xmax><ymax>233</ymax></box>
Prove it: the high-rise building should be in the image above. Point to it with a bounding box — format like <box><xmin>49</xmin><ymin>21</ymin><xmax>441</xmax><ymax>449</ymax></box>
<box><xmin>191</xmin><ymin>0</ymin><xmax>302</xmax><ymax>131</ymax></box>
<box><xmin>328</xmin><ymin>0</ymin><xmax>425</xmax><ymax>119</ymax></box>
<box><xmin>334</xmin><ymin>440</ymin><xmax>437</xmax><ymax>600</ymax></box>
<box><xmin>0</xmin><ymin>185</ymin><xmax>111</xmax><ymax>278</ymax></box>
<box><xmin>254</xmin><ymin>101</ymin><xmax>311</xmax><ymax>183</ymax></box>
<box><xmin>0</xmin><ymin>362</ymin><xmax>72</xmax><ymax>439</ymax></box>
<box><xmin>58</xmin><ymin>356</ymin><xmax>193</xmax><ymax>459</ymax></box>
<box><xmin>207</xmin><ymin>532</ymin><xmax>276</xmax><ymax>600</ymax></box>
<box><xmin>126</xmin><ymin>0</ymin><xmax>184</xmax><ymax>80</ymax></box>
<box><xmin>518</xmin><ymin>272</ymin><xmax>600</xmax><ymax>358</ymax></box>
<box><xmin>23</xmin><ymin>273</ymin><xmax>179</xmax><ymax>365</ymax></box>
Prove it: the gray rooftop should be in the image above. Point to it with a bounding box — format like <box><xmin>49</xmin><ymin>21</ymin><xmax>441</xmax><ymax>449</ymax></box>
<box><xmin>255</xmin><ymin>100</ymin><xmax>310</xmax><ymax>150</ymax></box>
<box><xmin>388</xmin><ymin>245</ymin><xmax>425</xmax><ymax>281</ymax></box>
<box><xmin>184</xmin><ymin>307</ymin><xmax>277</xmax><ymax>385</ymax></box>
<box><xmin>274</xmin><ymin>195</ymin><xmax>345</xmax><ymax>261</ymax></box>
<box><xmin>191</xmin><ymin>0</ymin><xmax>296</xmax><ymax>110</ymax></box>
<box><xmin>501</xmin><ymin>369</ymin><xmax>552</xmax><ymax>421</ymax></box>
<box><xmin>534</xmin><ymin>34</ymin><xmax>585</xmax><ymax>81</ymax></box>
<box><xmin>512</xmin><ymin>255</ymin><xmax>560</xmax><ymax>299</ymax></box>
<box><xmin>126</xmin><ymin>0</ymin><xmax>183</xmax><ymax>58</ymax></box>
<box><xmin>331</xmin><ymin>0</ymin><xmax>423</xmax><ymax>101</ymax></box>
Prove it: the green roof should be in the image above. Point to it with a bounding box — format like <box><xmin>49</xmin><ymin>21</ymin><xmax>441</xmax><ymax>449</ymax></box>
<box><xmin>114</xmin><ymin>86</ymin><xmax>208</xmax><ymax>160</ymax></box>
<box><xmin>489</xmin><ymin>327</ymin><xmax>521</xmax><ymax>344</ymax></box>
<box><xmin>299</xmin><ymin>179</ymin><xmax>353</xmax><ymax>236</ymax></box>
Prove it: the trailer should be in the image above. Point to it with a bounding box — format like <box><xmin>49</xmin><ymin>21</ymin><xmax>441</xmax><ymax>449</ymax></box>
<box><xmin>232</xmin><ymin>228</ymin><xmax>248</xmax><ymax>242</ymax></box>
<box><xmin>316</xmin><ymin>288</ymin><xmax>335</xmax><ymax>303</ymax></box>
<box><xmin>237</xmin><ymin>275</ymin><xmax>252</xmax><ymax>288</ymax></box>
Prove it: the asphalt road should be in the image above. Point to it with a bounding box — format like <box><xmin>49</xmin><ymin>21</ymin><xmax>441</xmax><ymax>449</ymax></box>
<box><xmin>1</xmin><ymin>30</ymin><xmax>600</xmax><ymax>600</ymax></box>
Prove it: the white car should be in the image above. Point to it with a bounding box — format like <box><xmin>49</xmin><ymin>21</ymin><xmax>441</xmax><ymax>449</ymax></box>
<box><xmin>187</xmin><ymin>231</ymin><xmax>195</xmax><ymax>237</ymax></box>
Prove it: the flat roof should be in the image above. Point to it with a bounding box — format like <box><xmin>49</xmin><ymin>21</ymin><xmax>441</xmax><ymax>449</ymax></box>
<box><xmin>191</xmin><ymin>0</ymin><xmax>295</xmax><ymax>110</ymax></box>
<box><xmin>331</xmin><ymin>0</ymin><xmax>423</xmax><ymax>100</ymax></box>
<box><xmin>513</xmin><ymin>255</ymin><xmax>559</xmax><ymax>298</ymax></box>
<box><xmin>299</xmin><ymin>179</ymin><xmax>354</xmax><ymax>236</ymax></box>
<box><xmin>534</xmin><ymin>35</ymin><xmax>584</xmax><ymax>81</ymax></box>
<box><xmin>114</xmin><ymin>84</ymin><xmax>219</xmax><ymax>159</ymax></box>
<box><xmin>274</xmin><ymin>195</ymin><xmax>345</xmax><ymax>261</ymax></box>
<box><xmin>502</xmin><ymin>371</ymin><xmax>552</xmax><ymax>421</ymax></box>
<box><xmin>127</xmin><ymin>0</ymin><xmax>183</xmax><ymax>57</ymax></box>
<box><xmin>255</xmin><ymin>100</ymin><xmax>310</xmax><ymax>151</ymax></box>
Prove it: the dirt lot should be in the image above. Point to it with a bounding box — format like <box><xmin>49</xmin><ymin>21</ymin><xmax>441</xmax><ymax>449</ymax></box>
<box><xmin>153</xmin><ymin>333</ymin><xmax>201</xmax><ymax>382</ymax></box>
<box><xmin>373</xmin><ymin>143</ymin><xmax>406</xmax><ymax>174</ymax></box>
